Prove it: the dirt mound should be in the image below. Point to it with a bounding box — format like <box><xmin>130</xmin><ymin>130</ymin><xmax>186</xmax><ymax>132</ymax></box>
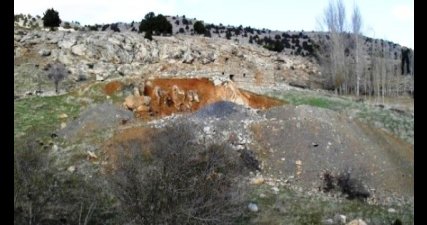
<box><xmin>250</xmin><ymin>105</ymin><xmax>413</xmax><ymax>203</ymax></box>
<box><xmin>123</xmin><ymin>77</ymin><xmax>284</xmax><ymax>118</ymax></box>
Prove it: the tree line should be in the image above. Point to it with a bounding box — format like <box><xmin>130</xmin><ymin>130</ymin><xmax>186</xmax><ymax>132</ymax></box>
<box><xmin>316</xmin><ymin>0</ymin><xmax>414</xmax><ymax>99</ymax></box>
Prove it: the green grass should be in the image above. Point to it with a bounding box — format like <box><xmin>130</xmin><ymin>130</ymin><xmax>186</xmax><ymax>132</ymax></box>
<box><xmin>14</xmin><ymin>81</ymin><xmax>127</xmax><ymax>139</ymax></box>
<box><xmin>14</xmin><ymin>95</ymin><xmax>81</xmax><ymax>140</ymax></box>
<box><xmin>267</xmin><ymin>90</ymin><xmax>355</xmax><ymax>111</ymax></box>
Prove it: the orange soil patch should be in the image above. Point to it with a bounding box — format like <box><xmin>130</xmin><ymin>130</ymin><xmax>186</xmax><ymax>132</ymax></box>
<box><xmin>104</xmin><ymin>80</ymin><xmax>124</xmax><ymax>95</ymax></box>
<box><xmin>240</xmin><ymin>90</ymin><xmax>285</xmax><ymax>109</ymax></box>
<box><xmin>136</xmin><ymin>78</ymin><xmax>284</xmax><ymax>118</ymax></box>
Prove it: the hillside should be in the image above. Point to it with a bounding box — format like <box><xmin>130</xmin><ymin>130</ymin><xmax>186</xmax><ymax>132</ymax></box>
<box><xmin>14</xmin><ymin>13</ymin><xmax>413</xmax><ymax>225</ymax></box>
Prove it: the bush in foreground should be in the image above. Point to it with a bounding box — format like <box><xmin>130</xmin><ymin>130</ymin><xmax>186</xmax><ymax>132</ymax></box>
<box><xmin>108</xmin><ymin>122</ymin><xmax>249</xmax><ymax>225</ymax></box>
<box><xmin>14</xmin><ymin>139</ymin><xmax>116</xmax><ymax>225</ymax></box>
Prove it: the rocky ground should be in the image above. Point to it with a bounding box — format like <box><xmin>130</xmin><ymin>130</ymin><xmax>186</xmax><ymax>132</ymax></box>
<box><xmin>14</xmin><ymin>26</ymin><xmax>413</xmax><ymax>225</ymax></box>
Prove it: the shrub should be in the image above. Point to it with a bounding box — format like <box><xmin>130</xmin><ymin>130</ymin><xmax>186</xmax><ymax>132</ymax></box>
<box><xmin>226</xmin><ymin>30</ymin><xmax>232</xmax><ymax>40</ymax></box>
<box><xmin>14</xmin><ymin>138</ymin><xmax>117</xmax><ymax>225</ymax></box>
<box><xmin>336</xmin><ymin>172</ymin><xmax>370</xmax><ymax>200</ymax></box>
<box><xmin>110</xmin><ymin>23</ymin><xmax>120</xmax><ymax>32</ymax></box>
<box><xmin>144</xmin><ymin>30</ymin><xmax>153</xmax><ymax>40</ymax></box>
<box><xmin>322</xmin><ymin>171</ymin><xmax>370</xmax><ymax>200</ymax></box>
<box><xmin>46</xmin><ymin>63</ymin><xmax>68</xmax><ymax>93</ymax></box>
<box><xmin>182</xmin><ymin>18</ymin><xmax>189</xmax><ymax>25</ymax></box>
<box><xmin>107</xmin><ymin>122</ymin><xmax>248</xmax><ymax>225</ymax></box>
<box><xmin>204</xmin><ymin>29</ymin><xmax>212</xmax><ymax>37</ymax></box>
<box><xmin>42</xmin><ymin>8</ymin><xmax>61</xmax><ymax>29</ymax></box>
<box><xmin>179</xmin><ymin>27</ymin><xmax>185</xmax><ymax>33</ymax></box>
<box><xmin>263</xmin><ymin>40</ymin><xmax>284</xmax><ymax>52</ymax></box>
<box><xmin>139</xmin><ymin>12</ymin><xmax>172</xmax><ymax>36</ymax></box>
<box><xmin>88</xmin><ymin>25</ymin><xmax>98</xmax><ymax>31</ymax></box>
<box><xmin>63</xmin><ymin>22</ymin><xmax>71</xmax><ymax>29</ymax></box>
<box><xmin>193</xmin><ymin>20</ymin><xmax>205</xmax><ymax>34</ymax></box>
<box><xmin>244</xmin><ymin>26</ymin><xmax>253</xmax><ymax>34</ymax></box>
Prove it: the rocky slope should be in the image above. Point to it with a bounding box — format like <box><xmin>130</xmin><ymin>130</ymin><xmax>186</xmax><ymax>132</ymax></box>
<box><xmin>14</xmin><ymin>17</ymin><xmax>414</xmax><ymax>224</ymax></box>
<box><xmin>14</xmin><ymin>26</ymin><xmax>322</xmax><ymax>98</ymax></box>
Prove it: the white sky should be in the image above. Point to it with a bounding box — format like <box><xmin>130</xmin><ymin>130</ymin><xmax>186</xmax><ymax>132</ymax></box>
<box><xmin>14</xmin><ymin>0</ymin><xmax>414</xmax><ymax>49</ymax></box>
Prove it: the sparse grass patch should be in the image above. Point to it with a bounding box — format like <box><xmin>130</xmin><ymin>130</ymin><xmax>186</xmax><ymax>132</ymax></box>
<box><xmin>266</xmin><ymin>90</ymin><xmax>413</xmax><ymax>144</ymax></box>
<box><xmin>267</xmin><ymin>90</ymin><xmax>354</xmax><ymax>111</ymax></box>
<box><xmin>14</xmin><ymin>94</ymin><xmax>80</xmax><ymax>140</ymax></box>
<box><xmin>247</xmin><ymin>184</ymin><xmax>413</xmax><ymax>225</ymax></box>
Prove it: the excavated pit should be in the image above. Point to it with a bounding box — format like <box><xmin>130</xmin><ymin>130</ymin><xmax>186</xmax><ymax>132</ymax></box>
<box><xmin>122</xmin><ymin>77</ymin><xmax>284</xmax><ymax>118</ymax></box>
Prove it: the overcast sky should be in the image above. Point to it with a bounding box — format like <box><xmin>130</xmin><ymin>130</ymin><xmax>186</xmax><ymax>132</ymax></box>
<box><xmin>14</xmin><ymin>0</ymin><xmax>414</xmax><ymax>49</ymax></box>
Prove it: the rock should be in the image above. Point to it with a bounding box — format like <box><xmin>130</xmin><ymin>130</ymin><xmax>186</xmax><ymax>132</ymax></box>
<box><xmin>71</xmin><ymin>44</ymin><xmax>86</xmax><ymax>56</ymax></box>
<box><xmin>38</xmin><ymin>49</ymin><xmax>51</xmax><ymax>56</ymax></box>
<box><xmin>133</xmin><ymin>87</ymin><xmax>140</xmax><ymax>96</ymax></box>
<box><xmin>323</xmin><ymin>218</ymin><xmax>334</xmax><ymax>225</ymax></box>
<box><xmin>60</xmin><ymin>122</ymin><xmax>67</xmax><ymax>129</ymax></box>
<box><xmin>346</xmin><ymin>219</ymin><xmax>367</xmax><ymax>225</ymax></box>
<box><xmin>271</xmin><ymin>186</ymin><xmax>279</xmax><ymax>194</ymax></box>
<box><xmin>58</xmin><ymin>37</ymin><xmax>76</xmax><ymax>49</ymax></box>
<box><xmin>142</xmin><ymin>96</ymin><xmax>151</xmax><ymax>105</ymax></box>
<box><xmin>203</xmin><ymin>126</ymin><xmax>212</xmax><ymax>134</ymax></box>
<box><xmin>51</xmin><ymin>144</ymin><xmax>59</xmax><ymax>151</ymax></box>
<box><xmin>250</xmin><ymin>176</ymin><xmax>265</xmax><ymax>185</ymax></box>
<box><xmin>201</xmin><ymin>52</ymin><xmax>216</xmax><ymax>64</ymax></box>
<box><xmin>92</xmin><ymin>63</ymin><xmax>117</xmax><ymax>79</ymax></box>
<box><xmin>123</xmin><ymin>95</ymin><xmax>144</xmax><ymax>110</ymax></box>
<box><xmin>187</xmin><ymin>90</ymin><xmax>200</xmax><ymax>102</ymax></box>
<box><xmin>14</xmin><ymin>47</ymin><xmax>28</xmax><ymax>57</ymax></box>
<box><xmin>295</xmin><ymin>160</ymin><xmax>302</xmax><ymax>177</ymax></box>
<box><xmin>388</xmin><ymin>208</ymin><xmax>396</xmax><ymax>213</ymax></box>
<box><xmin>96</xmin><ymin>74</ymin><xmax>105</xmax><ymax>81</ymax></box>
<box><xmin>136</xmin><ymin>105</ymin><xmax>150</xmax><ymax>112</ymax></box>
<box><xmin>87</xmin><ymin>151</ymin><xmax>98</xmax><ymax>160</ymax></box>
<box><xmin>58</xmin><ymin>113</ymin><xmax>68</xmax><ymax>119</ymax></box>
<box><xmin>182</xmin><ymin>50</ymin><xmax>194</xmax><ymax>64</ymax></box>
<box><xmin>248</xmin><ymin>203</ymin><xmax>259</xmax><ymax>212</ymax></box>
<box><xmin>67</xmin><ymin>166</ymin><xmax>76</xmax><ymax>173</ymax></box>
<box><xmin>56</xmin><ymin>50</ymin><xmax>75</xmax><ymax>65</ymax></box>
<box><xmin>335</xmin><ymin>214</ymin><xmax>347</xmax><ymax>224</ymax></box>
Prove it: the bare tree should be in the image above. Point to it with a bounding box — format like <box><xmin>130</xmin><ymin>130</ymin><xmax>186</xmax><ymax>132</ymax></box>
<box><xmin>46</xmin><ymin>63</ymin><xmax>68</xmax><ymax>93</ymax></box>
<box><xmin>318</xmin><ymin>0</ymin><xmax>348</xmax><ymax>94</ymax></box>
<box><xmin>336</xmin><ymin>0</ymin><xmax>346</xmax><ymax>33</ymax></box>
<box><xmin>351</xmin><ymin>4</ymin><xmax>362</xmax><ymax>96</ymax></box>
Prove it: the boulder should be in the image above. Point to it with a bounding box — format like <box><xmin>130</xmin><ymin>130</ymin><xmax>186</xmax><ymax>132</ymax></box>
<box><xmin>248</xmin><ymin>203</ymin><xmax>259</xmax><ymax>212</ymax></box>
<box><xmin>123</xmin><ymin>95</ymin><xmax>144</xmax><ymax>110</ymax></box>
<box><xmin>38</xmin><ymin>49</ymin><xmax>51</xmax><ymax>56</ymax></box>
<box><xmin>58</xmin><ymin>37</ymin><xmax>76</xmax><ymax>49</ymax></box>
<box><xmin>71</xmin><ymin>44</ymin><xmax>87</xmax><ymax>56</ymax></box>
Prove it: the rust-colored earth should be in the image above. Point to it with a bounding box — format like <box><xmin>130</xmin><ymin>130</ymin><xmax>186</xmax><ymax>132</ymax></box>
<box><xmin>104</xmin><ymin>80</ymin><xmax>124</xmax><ymax>95</ymax></box>
<box><xmin>129</xmin><ymin>77</ymin><xmax>284</xmax><ymax>118</ymax></box>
